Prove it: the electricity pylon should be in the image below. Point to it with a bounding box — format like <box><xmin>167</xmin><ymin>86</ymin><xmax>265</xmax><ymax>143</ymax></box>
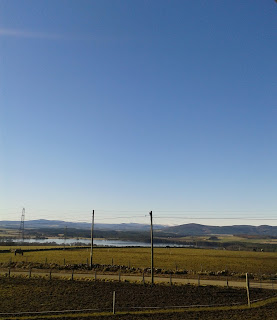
<box><xmin>19</xmin><ymin>208</ymin><xmax>25</xmax><ymax>241</ymax></box>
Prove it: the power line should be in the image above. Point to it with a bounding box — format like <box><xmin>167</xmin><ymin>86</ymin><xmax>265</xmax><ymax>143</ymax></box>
<box><xmin>2</xmin><ymin>209</ymin><xmax>277</xmax><ymax>215</ymax></box>
<box><xmin>154</xmin><ymin>217</ymin><xmax>277</xmax><ymax>220</ymax></box>
<box><xmin>2</xmin><ymin>216</ymin><xmax>277</xmax><ymax>222</ymax></box>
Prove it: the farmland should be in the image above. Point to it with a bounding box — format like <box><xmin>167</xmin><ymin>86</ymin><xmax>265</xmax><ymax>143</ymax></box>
<box><xmin>1</xmin><ymin>276</ymin><xmax>277</xmax><ymax>320</ymax></box>
<box><xmin>1</xmin><ymin>246</ymin><xmax>277</xmax><ymax>277</ymax></box>
<box><xmin>1</xmin><ymin>246</ymin><xmax>277</xmax><ymax>319</ymax></box>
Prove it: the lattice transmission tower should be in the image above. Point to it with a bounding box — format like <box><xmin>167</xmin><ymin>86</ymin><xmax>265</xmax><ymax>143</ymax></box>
<box><xmin>19</xmin><ymin>208</ymin><xmax>25</xmax><ymax>241</ymax></box>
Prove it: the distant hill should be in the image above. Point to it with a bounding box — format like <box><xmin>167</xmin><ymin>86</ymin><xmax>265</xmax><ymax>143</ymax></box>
<box><xmin>163</xmin><ymin>223</ymin><xmax>277</xmax><ymax>236</ymax></box>
<box><xmin>0</xmin><ymin>219</ymin><xmax>165</xmax><ymax>231</ymax></box>
<box><xmin>2</xmin><ymin>220</ymin><xmax>277</xmax><ymax>236</ymax></box>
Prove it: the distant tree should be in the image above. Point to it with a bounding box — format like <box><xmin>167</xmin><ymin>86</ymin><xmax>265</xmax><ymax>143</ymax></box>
<box><xmin>208</xmin><ymin>236</ymin><xmax>219</xmax><ymax>241</ymax></box>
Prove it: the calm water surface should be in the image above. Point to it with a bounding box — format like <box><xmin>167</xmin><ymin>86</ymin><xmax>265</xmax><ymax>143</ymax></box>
<box><xmin>9</xmin><ymin>238</ymin><xmax>189</xmax><ymax>247</ymax></box>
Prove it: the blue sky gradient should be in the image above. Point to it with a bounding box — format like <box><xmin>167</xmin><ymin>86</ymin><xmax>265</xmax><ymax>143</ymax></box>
<box><xmin>1</xmin><ymin>1</ymin><xmax>277</xmax><ymax>225</ymax></box>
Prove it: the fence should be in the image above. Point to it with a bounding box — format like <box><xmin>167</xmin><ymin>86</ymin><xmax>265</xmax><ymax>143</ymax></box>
<box><xmin>0</xmin><ymin>292</ymin><xmax>277</xmax><ymax>317</ymax></box>
<box><xmin>2</xmin><ymin>268</ymin><xmax>277</xmax><ymax>290</ymax></box>
<box><xmin>1</xmin><ymin>269</ymin><xmax>277</xmax><ymax>317</ymax></box>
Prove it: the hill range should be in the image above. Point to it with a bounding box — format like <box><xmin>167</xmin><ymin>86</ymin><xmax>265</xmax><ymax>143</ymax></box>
<box><xmin>0</xmin><ymin>219</ymin><xmax>164</xmax><ymax>231</ymax></box>
<box><xmin>1</xmin><ymin>219</ymin><xmax>277</xmax><ymax>236</ymax></box>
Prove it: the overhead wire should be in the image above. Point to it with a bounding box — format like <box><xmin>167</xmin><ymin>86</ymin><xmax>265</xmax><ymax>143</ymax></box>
<box><xmin>1</xmin><ymin>208</ymin><xmax>277</xmax><ymax>225</ymax></box>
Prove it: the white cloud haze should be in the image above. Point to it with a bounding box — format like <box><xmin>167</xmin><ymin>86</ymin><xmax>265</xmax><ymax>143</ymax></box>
<box><xmin>0</xmin><ymin>28</ymin><xmax>62</xmax><ymax>40</ymax></box>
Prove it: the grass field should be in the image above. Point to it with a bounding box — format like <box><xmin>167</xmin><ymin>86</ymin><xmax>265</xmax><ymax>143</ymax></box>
<box><xmin>1</xmin><ymin>247</ymin><xmax>277</xmax><ymax>275</ymax></box>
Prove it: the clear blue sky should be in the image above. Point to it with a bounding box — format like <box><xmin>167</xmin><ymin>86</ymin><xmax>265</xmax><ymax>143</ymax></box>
<box><xmin>1</xmin><ymin>1</ymin><xmax>277</xmax><ymax>225</ymax></box>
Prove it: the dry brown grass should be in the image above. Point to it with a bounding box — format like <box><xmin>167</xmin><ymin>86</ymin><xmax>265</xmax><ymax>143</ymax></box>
<box><xmin>1</xmin><ymin>247</ymin><xmax>277</xmax><ymax>275</ymax></box>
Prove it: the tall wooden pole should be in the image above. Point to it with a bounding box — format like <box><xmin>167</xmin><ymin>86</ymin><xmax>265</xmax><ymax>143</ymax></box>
<box><xmin>113</xmin><ymin>291</ymin><xmax>116</xmax><ymax>314</ymax></box>
<box><xmin>246</xmin><ymin>273</ymin><xmax>251</xmax><ymax>308</ymax></box>
<box><xmin>90</xmin><ymin>210</ymin><xmax>94</xmax><ymax>269</ymax></box>
<box><xmin>149</xmin><ymin>211</ymin><xmax>154</xmax><ymax>284</ymax></box>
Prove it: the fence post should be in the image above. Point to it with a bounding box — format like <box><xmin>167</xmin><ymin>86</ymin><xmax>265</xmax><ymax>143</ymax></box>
<box><xmin>142</xmin><ymin>272</ymin><xmax>145</xmax><ymax>285</ymax></box>
<box><xmin>246</xmin><ymin>273</ymin><xmax>251</xmax><ymax>308</ymax></box>
<box><xmin>198</xmin><ymin>275</ymin><xmax>200</xmax><ymax>286</ymax></box>
<box><xmin>113</xmin><ymin>291</ymin><xmax>116</xmax><ymax>314</ymax></box>
<box><xmin>71</xmin><ymin>269</ymin><xmax>74</xmax><ymax>281</ymax></box>
<box><xmin>226</xmin><ymin>277</ymin><xmax>229</xmax><ymax>288</ymax></box>
<box><xmin>29</xmin><ymin>268</ymin><xmax>32</xmax><ymax>278</ymax></box>
<box><xmin>49</xmin><ymin>269</ymin><xmax>52</xmax><ymax>280</ymax></box>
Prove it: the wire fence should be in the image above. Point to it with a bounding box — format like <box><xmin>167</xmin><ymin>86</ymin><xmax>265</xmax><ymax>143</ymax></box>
<box><xmin>0</xmin><ymin>293</ymin><xmax>277</xmax><ymax>317</ymax></box>
<box><xmin>2</xmin><ymin>267</ymin><xmax>277</xmax><ymax>287</ymax></box>
<box><xmin>1</xmin><ymin>269</ymin><xmax>277</xmax><ymax>316</ymax></box>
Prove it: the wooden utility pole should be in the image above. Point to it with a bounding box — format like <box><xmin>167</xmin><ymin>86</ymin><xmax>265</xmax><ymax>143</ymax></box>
<box><xmin>90</xmin><ymin>210</ymin><xmax>95</xmax><ymax>269</ymax></box>
<box><xmin>113</xmin><ymin>291</ymin><xmax>116</xmax><ymax>314</ymax></box>
<box><xmin>246</xmin><ymin>273</ymin><xmax>251</xmax><ymax>308</ymax></box>
<box><xmin>149</xmin><ymin>211</ymin><xmax>154</xmax><ymax>284</ymax></box>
